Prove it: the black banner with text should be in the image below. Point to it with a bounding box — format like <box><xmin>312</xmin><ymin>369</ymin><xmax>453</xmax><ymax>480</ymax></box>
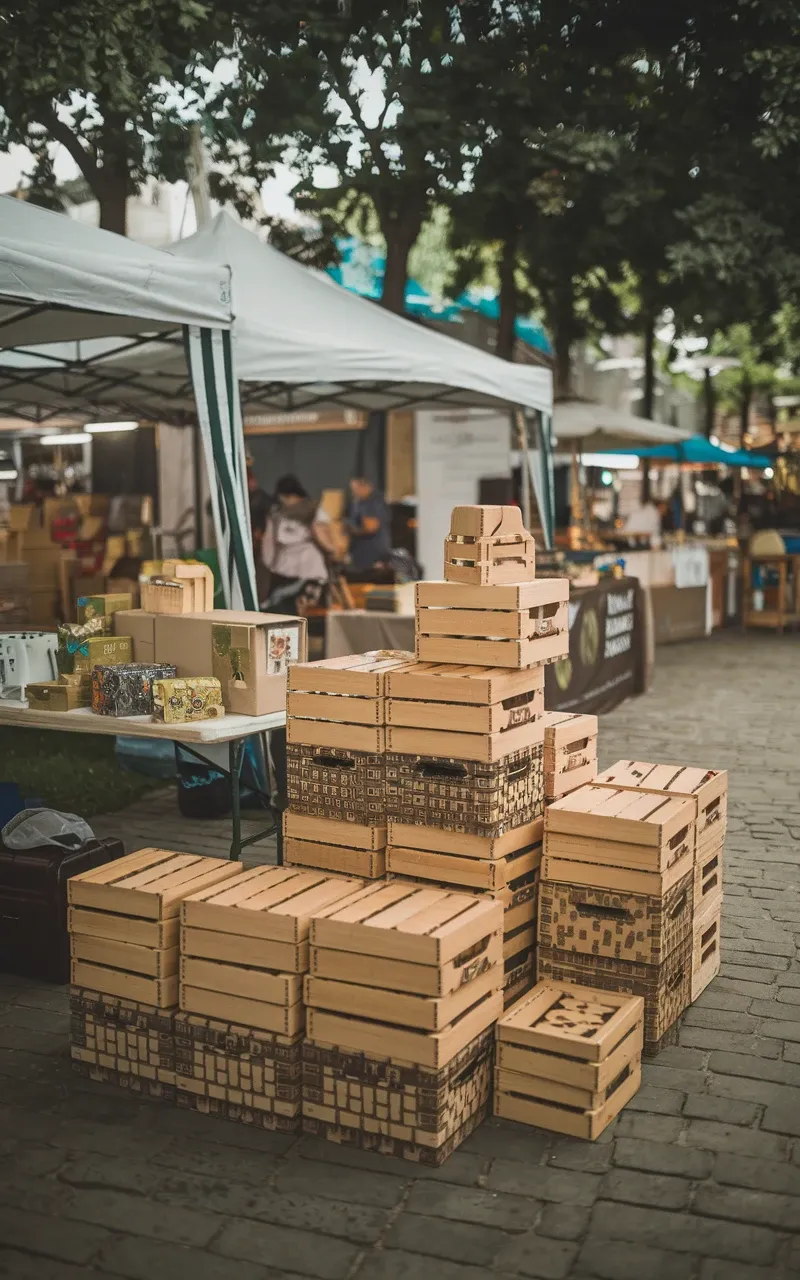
<box><xmin>545</xmin><ymin>576</ymin><xmax>645</xmax><ymax>714</ymax></box>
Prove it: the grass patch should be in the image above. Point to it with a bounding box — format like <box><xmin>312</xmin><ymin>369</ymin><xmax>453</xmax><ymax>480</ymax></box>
<box><xmin>0</xmin><ymin>728</ymin><xmax>165</xmax><ymax>817</ymax></box>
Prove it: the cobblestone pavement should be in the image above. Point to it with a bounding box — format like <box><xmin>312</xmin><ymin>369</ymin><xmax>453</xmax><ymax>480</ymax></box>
<box><xmin>1</xmin><ymin>632</ymin><xmax>799</xmax><ymax>1280</ymax></box>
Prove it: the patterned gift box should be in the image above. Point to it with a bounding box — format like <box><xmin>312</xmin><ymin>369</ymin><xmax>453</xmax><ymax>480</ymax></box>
<box><xmin>92</xmin><ymin>662</ymin><xmax>177</xmax><ymax>717</ymax></box>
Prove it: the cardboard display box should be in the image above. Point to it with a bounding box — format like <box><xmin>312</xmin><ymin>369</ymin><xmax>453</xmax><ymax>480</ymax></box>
<box><xmin>538</xmin><ymin>872</ymin><xmax>693</xmax><ymax>967</ymax></box>
<box><xmin>114</xmin><ymin>609</ymin><xmax>158</xmax><ymax>663</ymax></box>
<box><xmin>385</xmin><ymin>744</ymin><xmax>544</xmax><ymax>837</ymax></box>
<box><xmin>494</xmin><ymin>981</ymin><xmax>643</xmax><ymax>1139</ymax></box>
<box><xmin>287</xmin><ymin>743</ymin><xmax>386</xmax><ymax>824</ymax></box>
<box><xmin>537</xmin><ymin>936</ymin><xmax>692</xmax><ymax>1048</ymax></box>
<box><xmin>26</xmin><ymin>680</ymin><xmax>89</xmax><ymax>712</ymax></box>
<box><xmin>415</xmin><ymin>579</ymin><xmax>569</xmax><ymax>669</ymax></box>
<box><xmin>302</xmin><ymin>1027</ymin><xmax>493</xmax><ymax>1165</ymax></box>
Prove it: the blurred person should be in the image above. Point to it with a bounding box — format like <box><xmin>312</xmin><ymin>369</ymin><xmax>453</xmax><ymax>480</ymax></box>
<box><xmin>347</xmin><ymin>475</ymin><xmax>391</xmax><ymax>572</ymax></box>
<box><xmin>261</xmin><ymin>474</ymin><xmax>336</xmax><ymax>614</ymax></box>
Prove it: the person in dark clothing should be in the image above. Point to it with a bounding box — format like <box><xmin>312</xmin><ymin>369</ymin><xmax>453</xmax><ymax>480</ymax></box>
<box><xmin>347</xmin><ymin>476</ymin><xmax>391</xmax><ymax>572</ymax></box>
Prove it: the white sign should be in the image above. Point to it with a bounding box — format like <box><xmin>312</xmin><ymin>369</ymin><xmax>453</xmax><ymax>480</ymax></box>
<box><xmin>672</xmin><ymin>546</ymin><xmax>709</xmax><ymax>589</ymax></box>
<box><xmin>415</xmin><ymin>409</ymin><xmax>510</xmax><ymax>580</ymax></box>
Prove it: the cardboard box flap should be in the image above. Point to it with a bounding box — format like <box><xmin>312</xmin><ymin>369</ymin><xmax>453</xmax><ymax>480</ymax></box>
<box><xmin>229</xmin><ymin>625</ymin><xmax>253</xmax><ymax>649</ymax></box>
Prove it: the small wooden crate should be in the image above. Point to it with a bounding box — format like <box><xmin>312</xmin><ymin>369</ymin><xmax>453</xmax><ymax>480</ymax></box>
<box><xmin>287</xmin><ymin>717</ymin><xmax>385</xmax><ymax>755</ymax></box>
<box><xmin>283</xmin><ymin>810</ymin><xmax>386</xmax><ymax>850</ymax></box>
<box><xmin>415</xmin><ymin>580</ymin><xmax>569</xmax><ymax>669</ymax></box>
<box><xmin>387</xmin><ymin>838</ymin><xmax>541</xmax><ymax>893</ymax></box>
<box><xmin>311</xmin><ymin>930</ymin><xmax>502</xmax><ymax>1000</ymax></box>
<box><xmin>388</xmin><ymin>817</ymin><xmax>543</xmax><ymax>863</ymax></box>
<box><xmin>386</xmin><ymin>661</ymin><xmax>544</xmax><ymax>763</ymax></box>
<box><xmin>141</xmin><ymin>562</ymin><xmax>214</xmax><ymax>614</ymax></box>
<box><xmin>691</xmin><ymin>895</ymin><xmax>722</xmax><ymax>1001</ymax></box>
<box><xmin>594</xmin><ymin>761</ymin><xmax>727</xmax><ymax>852</ymax></box>
<box><xmin>67</xmin><ymin>851</ymin><xmax>240</xmax><ymax>1007</ymax></box>
<box><xmin>285</xmin><ymin>838</ymin><xmax>386</xmax><ymax>880</ymax></box>
<box><xmin>494</xmin><ymin>981</ymin><xmax>643</xmax><ymax>1139</ymax></box>
<box><xmin>443</xmin><ymin>505</ymin><xmax>535</xmax><ymax>586</ymax></box>
<box><xmin>543</xmin><ymin>711</ymin><xmax>599</xmax><ymax>801</ymax></box>
<box><xmin>286</xmin><ymin>742</ymin><xmax>386</xmax><ymax>823</ymax></box>
<box><xmin>503</xmin><ymin>949</ymin><xmax>536</xmax><ymax>1009</ymax></box>
<box><xmin>538</xmin><ymin>872</ymin><xmax>693</xmax><ymax>966</ymax></box>
<box><xmin>537</xmin><ymin>938</ymin><xmax>691</xmax><ymax>1049</ymax></box>
<box><xmin>545</xmin><ymin>785</ymin><xmax>696</xmax><ymax>880</ymax></box>
<box><xmin>386</xmin><ymin>745</ymin><xmax>544</xmax><ymax>838</ymax></box>
<box><xmin>302</xmin><ymin>1028</ymin><xmax>493</xmax><ymax>1165</ymax></box>
<box><xmin>288</xmin><ymin>650</ymin><xmax>414</xmax><ymax>697</ymax></box>
<box><xmin>174</xmin><ymin>1012</ymin><xmax>303</xmax><ymax>1131</ymax></box>
<box><xmin>696</xmin><ymin>836</ymin><xmax>723</xmax><ymax>913</ymax></box>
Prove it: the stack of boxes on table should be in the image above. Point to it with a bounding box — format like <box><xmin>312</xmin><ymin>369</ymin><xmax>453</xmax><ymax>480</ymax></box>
<box><xmin>25</xmin><ymin>566</ymin><xmax>307</xmax><ymax>724</ymax></box>
<box><xmin>64</xmin><ymin>503</ymin><xmax>727</xmax><ymax>1154</ymax></box>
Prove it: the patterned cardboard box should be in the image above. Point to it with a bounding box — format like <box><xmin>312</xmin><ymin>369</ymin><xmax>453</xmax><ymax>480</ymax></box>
<box><xmin>385</xmin><ymin>744</ymin><xmax>544</xmax><ymax>837</ymax></box>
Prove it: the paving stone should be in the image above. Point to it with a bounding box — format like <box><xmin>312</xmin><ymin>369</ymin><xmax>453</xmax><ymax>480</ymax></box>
<box><xmin>574</xmin><ymin>1238</ymin><xmax>699</xmax><ymax>1280</ymax></box>
<box><xmin>537</xmin><ymin>1202</ymin><xmax>592</xmax><ymax>1241</ymax></box>
<box><xmin>494</xmin><ymin>1231</ymin><xmax>579</xmax><ymax>1279</ymax></box>
<box><xmin>756</xmin><ymin>1020</ymin><xmax>800</xmax><ymax>1044</ymax></box>
<box><xmin>599</xmin><ymin>1169</ymin><xmax>691</xmax><ymax>1211</ymax></box>
<box><xmin>679</xmin><ymin>1028</ymin><xmax>782</xmax><ymax>1057</ymax></box>
<box><xmin>699</xmin><ymin>1260</ymin><xmax>781</xmax><ymax>1280</ymax></box>
<box><xmin>707</xmin><ymin>1073</ymin><xmax>800</xmax><ymax>1111</ymax></box>
<box><xmin>404</xmin><ymin>1181</ymin><xmax>536</xmax><ymax>1231</ymax></box>
<box><xmin>275</xmin><ymin>1160</ymin><xmax>407</xmax><ymax>1209</ymax></box>
<box><xmin>707</xmin><ymin>1051</ymin><xmax>800</xmax><ymax>1087</ymax></box>
<box><xmin>546</xmin><ymin>1138</ymin><xmax>612</xmax><ymax>1173</ymax></box>
<box><xmin>612</xmin><ymin>1136</ymin><xmax>713</xmax><ymax>1179</ymax></box>
<box><xmin>353</xmin><ymin>1253</ymin><xmax>491</xmax><ymax>1280</ymax></box>
<box><xmin>461</xmin><ymin>1120</ymin><xmax>550</xmax><ymax>1164</ymax></box>
<box><xmin>613</xmin><ymin>1113</ymin><xmax>683</xmax><ymax>1143</ymax></box>
<box><xmin>0</xmin><ymin>1205</ymin><xmax>111</xmax><ymax>1265</ymax></box>
<box><xmin>96</xmin><ymin>1235</ymin><xmax>283</xmax><ymax>1280</ymax></box>
<box><xmin>61</xmin><ymin>1187</ymin><xmax>220</xmax><ymax>1248</ymax></box>
<box><xmin>713</xmin><ymin>1153</ymin><xmax>800</xmax><ymax>1197</ymax></box>
<box><xmin>212</xmin><ymin>1218</ymin><xmax>361</xmax><ymax>1280</ymax></box>
<box><xmin>777</xmin><ymin>987</ymin><xmax>800</xmax><ymax>1005</ymax></box>
<box><xmin>649</xmin><ymin>1046</ymin><xmax>706</xmax><ymax>1070</ymax></box>
<box><xmin>683</xmin><ymin>1008</ymin><xmax>760</xmax><ymax>1034</ymax></box>
<box><xmin>693</xmin><ymin>989</ymin><xmax>753</xmax><ymax>1012</ymax></box>
<box><xmin>720</xmin><ymin>964</ymin><xmax>782</xmax><ymax>984</ymax></box>
<box><xmin>761</xmin><ymin>1104</ymin><xmax>800</xmax><ymax>1138</ymax></box>
<box><xmin>589</xmin><ymin>1201</ymin><xmax>780</xmax><ymax>1265</ymax></box>
<box><xmin>625</xmin><ymin>1085</ymin><xmax>685</xmax><ymax>1115</ymax></box>
<box><xmin>487</xmin><ymin>1160</ymin><xmax>601</xmax><ymax>1205</ymax></box>
<box><xmin>693</xmin><ymin>1182</ymin><xmax>800</xmax><ymax>1231</ymax></box>
<box><xmin>681</xmin><ymin>1093</ymin><xmax>761</xmax><ymax>1125</ymax></box>
<box><xmin>384</xmin><ymin>1212</ymin><xmax>510</xmax><ymax>1267</ymax></box>
<box><xmin>751</xmin><ymin>998</ymin><xmax>800</xmax><ymax>1022</ymax></box>
<box><xmin>413</xmin><ymin>1151</ymin><xmax>488</xmax><ymax>1188</ymax></box>
<box><xmin>0</xmin><ymin>1249</ymin><xmax>117</xmax><ymax>1280</ymax></box>
<box><xmin>0</xmin><ymin>1005</ymin><xmax>70</xmax><ymax>1033</ymax></box>
<box><xmin>291</xmin><ymin>1136</ymin><xmax>419</xmax><ymax>1179</ymax></box>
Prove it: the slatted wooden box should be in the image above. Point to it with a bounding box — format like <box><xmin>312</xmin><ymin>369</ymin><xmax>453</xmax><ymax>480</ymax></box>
<box><xmin>67</xmin><ymin>850</ymin><xmax>241</xmax><ymax>1008</ymax></box>
<box><xmin>307</xmin><ymin>882</ymin><xmax>504</xmax><ymax>1069</ymax></box>
<box><xmin>174</xmin><ymin>1011</ymin><xmax>303</xmax><ymax>1131</ymax></box>
<box><xmin>543</xmin><ymin>711</ymin><xmax>599</xmax><ymax>800</ymax></box>
<box><xmin>287</xmin><ymin>652</ymin><xmax>412</xmax><ymax>740</ymax></box>
<box><xmin>495</xmin><ymin>981</ymin><xmax>643</xmax><ymax>1139</ymax></box>
<box><xmin>594</xmin><ymin>761</ymin><xmax>727</xmax><ymax>853</ymax></box>
<box><xmin>180</xmin><ymin>868</ymin><xmax>365</xmax><ymax>1035</ymax></box>
<box><xmin>691</xmin><ymin>894</ymin><xmax>722</xmax><ymax>1001</ymax></box>
<box><xmin>286</xmin><ymin>742</ymin><xmax>386</xmax><ymax>823</ymax></box>
<box><xmin>386</xmin><ymin>661</ymin><xmax>544</xmax><ymax>763</ymax></box>
<box><xmin>415</xmin><ymin>580</ymin><xmax>569</xmax><ymax>669</ymax></box>
<box><xmin>387</xmin><ymin>834</ymin><xmax>541</xmax><ymax>893</ymax></box>
<box><xmin>537</xmin><ymin>937</ymin><xmax>692</xmax><ymax>1049</ymax></box>
<box><xmin>504</xmin><ymin>947</ymin><xmax>536</xmax><ymax>1009</ymax></box>
<box><xmin>302</xmin><ymin>1027</ymin><xmax>493</xmax><ymax>1165</ymax></box>
<box><xmin>696</xmin><ymin>836</ymin><xmax>723</xmax><ymax>914</ymax></box>
<box><xmin>386</xmin><ymin>745</ymin><xmax>544</xmax><ymax>838</ymax></box>
<box><xmin>544</xmin><ymin>785</ymin><xmax>696</xmax><ymax>894</ymax></box>
<box><xmin>443</xmin><ymin>505</ymin><xmax>535</xmax><ymax>586</ymax></box>
<box><xmin>283</xmin><ymin>811</ymin><xmax>387</xmax><ymax>880</ymax></box>
<box><xmin>538</xmin><ymin>872</ymin><xmax>693</xmax><ymax>966</ymax></box>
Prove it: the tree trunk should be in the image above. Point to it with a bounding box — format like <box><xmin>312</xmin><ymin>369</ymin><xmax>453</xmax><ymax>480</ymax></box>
<box><xmin>97</xmin><ymin>177</ymin><xmax>128</xmax><ymax>235</ymax></box>
<box><xmin>551</xmin><ymin>278</ymin><xmax>575</xmax><ymax>400</ymax></box>
<box><xmin>496</xmin><ymin>232</ymin><xmax>517</xmax><ymax>361</ymax></box>
<box><xmin>739</xmin><ymin>380</ymin><xmax>752</xmax><ymax>447</ymax></box>
<box><xmin>97</xmin><ymin>108</ymin><xmax>129</xmax><ymax>235</ymax></box>
<box><xmin>379</xmin><ymin>207</ymin><xmax>422</xmax><ymax>314</ymax></box>
<box><xmin>703</xmin><ymin>367</ymin><xmax>715</xmax><ymax>438</ymax></box>
<box><xmin>642</xmin><ymin>304</ymin><xmax>656</xmax><ymax>420</ymax></box>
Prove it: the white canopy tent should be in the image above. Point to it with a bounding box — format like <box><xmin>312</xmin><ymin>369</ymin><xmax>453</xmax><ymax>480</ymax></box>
<box><xmin>0</xmin><ymin>210</ymin><xmax>555</xmax><ymax>545</ymax></box>
<box><xmin>553</xmin><ymin>398</ymin><xmax>692</xmax><ymax>451</ymax></box>
<box><xmin>0</xmin><ymin>196</ymin><xmax>257</xmax><ymax>608</ymax></box>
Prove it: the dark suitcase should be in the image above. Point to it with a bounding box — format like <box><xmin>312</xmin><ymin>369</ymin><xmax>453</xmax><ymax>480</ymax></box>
<box><xmin>0</xmin><ymin>837</ymin><xmax>125</xmax><ymax>984</ymax></box>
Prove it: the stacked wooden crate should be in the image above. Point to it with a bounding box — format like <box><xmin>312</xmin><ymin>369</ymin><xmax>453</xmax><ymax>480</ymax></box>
<box><xmin>543</xmin><ymin>712</ymin><xmax>599</xmax><ymax>801</ymax></box>
<box><xmin>178</xmin><ymin>867</ymin><xmax>364</xmax><ymax>1130</ymax></box>
<box><xmin>67</xmin><ymin>849</ymin><xmax>240</xmax><ymax>1092</ymax></box>
<box><xmin>538</xmin><ymin>785</ymin><xmax>697</xmax><ymax>1049</ymax></box>
<box><xmin>593</xmin><ymin>761</ymin><xmax>727</xmax><ymax>1001</ymax></box>
<box><xmin>381</xmin><ymin>506</ymin><xmax>568</xmax><ymax>1007</ymax></box>
<box><xmin>284</xmin><ymin>652</ymin><xmax>413</xmax><ymax>878</ymax></box>
<box><xmin>303</xmin><ymin>881</ymin><xmax>504</xmax><ymax>1163</ymax></box>
<box><xmin>494</xmin><ymin>980</ymin><xmax>644</xmax><ymax>1138</ymax></box>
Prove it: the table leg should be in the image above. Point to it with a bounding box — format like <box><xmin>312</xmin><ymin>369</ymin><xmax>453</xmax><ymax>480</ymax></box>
<box><xmin>229</xmin><ymin>737</ymin><xmax>244</xmax><ymax>861</ymax></box>
<box><xmin>270</xmin><ymin>727</ymin><xmax>287</xmax><ymax>867</ymax></box>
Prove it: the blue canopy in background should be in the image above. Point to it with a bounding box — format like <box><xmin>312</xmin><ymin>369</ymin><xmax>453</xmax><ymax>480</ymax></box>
<box><xmin>611</xmin><ymin>435</ymin><xmax>772</xmax><ymax>469</ymax></box>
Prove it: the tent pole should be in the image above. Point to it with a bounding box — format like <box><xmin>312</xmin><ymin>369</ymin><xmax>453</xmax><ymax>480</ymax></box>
<box><xmin>192</xmin><ymin>417</ymin><xmax>204</xmax><ymax>551</ymax></box>
<box><xmin>514</xmin><ymin>409</ymin><xmax>532</xmax><ymax>530</ymax></box>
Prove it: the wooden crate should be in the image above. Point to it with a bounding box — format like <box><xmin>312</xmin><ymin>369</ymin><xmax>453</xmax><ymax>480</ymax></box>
<box><xmin>71</xmin><ymin>933</ymin><xmax>178</xmax><ymax>979</ymax></box>
<box><xmin>67</xmin><ymin>849</ymin><xmax>241</xmax><ymax>919</ymax></box>
<box><xmin>70</xmin><ymin>961</ymin><xmax>178</xmax><ymax>1008</ymax></box>
<box><xmin>696</xmin><ymin>836</ymin><xmax>723</xmax><ymax>913</ymax></box>
<box><xmin>504</xmin><ymin>922</ymin><xmax>536</xmax><ymax>963</ymax></box>
<box><xmin>691</xmin><ymin>895</ymin><xmax>722</xmax><ymax>1001</ymax></box>
<box><xmin>304</xmin><ymin>963</ymin><xmax>499</xmax><ymax>1033</ymax></box>
<box><xmin>594</xmin><ymin>761</ymin><xmax>727</xmax><ymax>852</ymax></box>
<box><xmin>288</xmin><ymin>651</ymin><xmax>413</xmax><ymax>697</ymax></box>
<box><xmin>543</xmin><ymin>711</ymin><xmax>599</xmax><ymax>800</ymax></box>
<box><xmin>415</xmin><ymin>580</ymin><xmax>569</xmax><ymax>669</ymax></box>
<box><xmin>385</xmin><ymin>717</ymin><xmax>545</xmax><ymax>765</ymax></box>
<box><xmin>286</xmin><ymin>743</ymin><xmax>386</xmax><ymax>823</ymax></box>
<box><xmin>386</xmin><ymin>745</ymin><xmax>544</xmax><ymax>837</ymax></box>
<box><xmin>503</xmin><ymin>950</ymin><xmax>535</xmax><ymax>1009</ymax></box>
<box><xmin>443</xmin><ymin>505</ymin><xmax>535</xmax><ymax>586</ymax></box>
<box><xmin>538</xmin><ymin>872</ymin><xmax>693</xmax><ymax>966</ymax></box>
<box><xmin>285</xmin><ymin>837</ymin><xmax>386</xmax><ymax>880</ymax></box>
<box><xmin>542</xmin><ymin>848</ymin><xmax>693</xmax><ymax>898</ymax></box>
<box><xmin>287</xmin><ymin>717</ymin><xmax>385</xmax><ymax>754</ymax></box>
<box><xmin>388</xmin><ymin>817</ymin><xmax>543</xmax><ymax>862</ymax></box>
<box><xmin>310</xmin><ymin>930</ymin><xmax>503</xmax><ymax>999</ymax></box>
<box><xmin>284</xmin><ymin>810</ymin><xmax>386</xmax><ymax>850</ymax></box>
<box><xmin>494</xmin><ymin>980</ymin><xmax>643</xmax><ymax>1138</ymax></box>
<box><xmin>67</xmin><ymin>908</ymin><xmax>180</xmax><ymax>950</ymax></box>
<box><xmin>537</xmin><ymin>938</ymin><xmax>691</xmax><ymax>1048</ymax></box>
<box><xmin>545</xmin><ymin>785</ymin><xmax>696</xmax><ymax>874</ymax></box>
<box><xmin>387</xmin><ymin>838</ymin><xmax>541</xmax><ymax>892</ymax></box>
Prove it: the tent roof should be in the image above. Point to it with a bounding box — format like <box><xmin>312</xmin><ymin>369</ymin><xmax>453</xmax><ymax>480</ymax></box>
<box><xmin>623</xmin><ymin>435</ymin><xmax>772</xmax><ymax>468</ymax></box>
<box><xmin>0</xmin><ymin>196</ymin><xmax>233</xmax><ymax>345</ymax></box>
<box><xmin>553</xmin><ymin>398</ymin><xmax>692</xmax><ymax>450</ymax></box>
<box><xmin>0</xmin><ymin>212</ymin><xmax>552</xmax><ymax>422</ymax></box>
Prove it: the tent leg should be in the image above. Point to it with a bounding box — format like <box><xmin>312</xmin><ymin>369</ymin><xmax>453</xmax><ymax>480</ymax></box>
<box><xmin>192</xmin><ymin>418</ymin><xmax>204</xmax><ymax>552</ymax></box>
